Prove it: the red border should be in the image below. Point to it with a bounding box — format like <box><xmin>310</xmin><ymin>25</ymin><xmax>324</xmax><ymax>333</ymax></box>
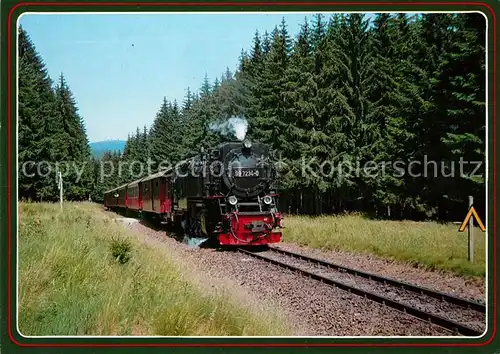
<box><xmin>7</xmin><ymin>1</ymin><xmax>497</xmax><ymax>348</ymax></box>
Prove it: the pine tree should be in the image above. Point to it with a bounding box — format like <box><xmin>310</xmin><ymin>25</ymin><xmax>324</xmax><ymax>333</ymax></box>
<box><xmin>200</xmin><ymin>73</ymin><xmax>211</xmax><ymax>98</ymax></box>
<box><xmin>432</xmin><ymin>13</ymin><xmax>486</xmax><ymax>216</ymax></box>
<box><xmin>213</xmin><ymin>77</ymin><xmax>220</xmax><ymax>90</ymax></box>
<box><xmin>250</xmin><ymin>30</ymin><xmax>263</xmax><ymax>65</ymax></box>
<box><xmin>142</xmin><ymin>125</ymin><xmax>149</xmax><ymax>162</ymax></box>
<box><xmin>183</xmin><ymin>87</ymin><xmax>194</xmax><ymax>111</ymax></box>
<box><xmin>406</xmin><ymin>14</ymin><xmax>457</xmax><ymax>216</ymax></box>
<box><xmin>225</xmin><ymin>67</ymin><xmax>233</xmax><ymax>81</ymax></box>
<box><xmin>250</xmin><ymin>20</ymin><xmax>291</xmax><ymax>149</ymax></box>
<box><xmin>90</xmin><ymin>156</ymin><xmax>106</xmax><ymax>202</ymax></box>
<box><xmin>280</xmin><ymin>18</ymin><xmax>316</xmax><ymax>191</ymax></box>
<box><xmin>19</xmin><ymin>27</ymin><xmax>62</xmax><ymax>201</ymax></box>
<box><xmin>121</xmin><ymin>134</ymin><xmax>135</xmax><ymax>182</ymax></box>
<box><xmin>311</xmin><ymin>13</ymin><xmax>326</xmax><ymax>51</ymax></box>
<box><xmin>54</xmin><ymin>73</ymin><xmax>93</xmax><ymax>200</ymax></box>
<box><xmin>262</xmin><ymin>30</ymin><xmax>271</xmax><ymax>55</ymax></box>
<box><xmin>149</xmin><ymin>97</ymin><xmax>182</xmax><ymax>170</ymax></box>
<box><xmin>358</xmin><ymin>14</ymin><xmax>416</xmax><ymax>215</ymax></box>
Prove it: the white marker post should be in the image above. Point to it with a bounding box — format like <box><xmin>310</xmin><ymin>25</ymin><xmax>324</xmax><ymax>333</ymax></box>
<box><xmin>468</xmin><ymin>195</ymin><xmax>474</xmax><ymax>264</ymax></box>
<box><xmin>57</xmin><ymin>171</ymin><xmax>63</xmax><ymax>212</ymax></box>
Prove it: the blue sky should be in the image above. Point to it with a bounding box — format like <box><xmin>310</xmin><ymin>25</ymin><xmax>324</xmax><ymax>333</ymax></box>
<box><xmin>19</xmin><ymin>13</ymin><xmax>375</xmax><ymax>142</ymax></box>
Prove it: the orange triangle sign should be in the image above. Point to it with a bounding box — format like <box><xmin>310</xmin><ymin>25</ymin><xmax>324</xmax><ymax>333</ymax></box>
<box><xmin>458</xmin><ymin>207</ymin><xmax>486</xmax><ymax>232</ymax></box>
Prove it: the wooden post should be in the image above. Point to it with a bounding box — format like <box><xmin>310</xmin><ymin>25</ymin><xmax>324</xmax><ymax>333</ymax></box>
<box><xmin>468</xmin><ymin>195</ymin><xmax>474</xmax><ymax>263</ymax></box>
<box><xmin>58</xmin><ymin>171</ymin><xmax>63</xmax><ymax>212</ymax></box>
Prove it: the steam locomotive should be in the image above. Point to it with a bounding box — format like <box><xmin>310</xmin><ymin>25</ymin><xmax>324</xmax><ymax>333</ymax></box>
<box><xmin>104</xmin><ymin>139</ymin><xmax>283</xmax><ymax>246</ymax></box>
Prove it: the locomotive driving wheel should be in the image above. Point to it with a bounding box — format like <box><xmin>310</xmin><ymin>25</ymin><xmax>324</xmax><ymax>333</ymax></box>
<box><xmin>182</xmin><ymin>203</ymin><xmax>212</xmax><ymax>247</ymax></box>
<box><xmin>185</xmin><ymin>201</ymin><xmax>209</xmax><ymax>238</ymax></box>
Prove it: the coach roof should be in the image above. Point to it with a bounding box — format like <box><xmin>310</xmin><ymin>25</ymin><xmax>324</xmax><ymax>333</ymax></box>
<box><xmin>140</xmin><ymin>169</ymin><xmax>173</xmax><ymax>183</ymax></box>
<box><xmin>104</xmin><ymin>183</ymin><xmax>129</xmax><ymax>194</ymax></box>
<box><xmin>127</xmin><ymin>177</ymin><xmax>145</xmax><ymax>187</ymax></box>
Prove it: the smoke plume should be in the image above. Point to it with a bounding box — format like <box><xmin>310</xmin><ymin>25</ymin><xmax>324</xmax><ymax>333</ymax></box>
<box><xmin>208</xmin><ymin>116</ymin><xmax>248</xmax><ymax>141</ymax></box>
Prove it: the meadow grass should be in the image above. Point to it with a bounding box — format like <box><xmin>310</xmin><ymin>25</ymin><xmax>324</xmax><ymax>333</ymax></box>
<box><xmin>282</xmin><ymin>213</ymin><xmax>486</xmax><ymax>277</ymax></box>
<box><xmin>19</xmin><ymin>202</ymin><xmax>288</xmax><ymax>336</ymax></box>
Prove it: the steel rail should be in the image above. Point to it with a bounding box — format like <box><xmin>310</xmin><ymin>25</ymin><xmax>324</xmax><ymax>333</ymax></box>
<box><xmin>237</xmin><ymin>248</ymin><xmax>483</xmax><ymax>337</ymax></box>
<box><xmin>268</xmin><ymin>246</ymin><xmax>485</xmax><ymax>313</ymax></box>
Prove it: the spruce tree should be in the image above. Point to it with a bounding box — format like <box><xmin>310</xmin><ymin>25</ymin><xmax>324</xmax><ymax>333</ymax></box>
<box><xmin>149</xmin><ymin>97</ymin><xmax>182</xmax><ymax>170</ymax></box>
<box><xmin>54</xmin><ymin>73</ymin><xmax>93</xmax><ymax>200</ymax></box>
<box><xmin>433</xmin><ymin>13</ymin><xmax>486</xmax><ymax>215</ymax></box>
<box><xmin>262</xmin><ymin>30</ymin><xmax>271</xmax><ymax>55</ymax></box>
<box><xmin>183</xmin><ymin>87</ymin><xmax>194</xmax><ymax>111</ymax></box>
<box><xmin>281</xmin><ymin>18</ymin><xmax>316</xmax><ymax>191</ymax></box>
<box><xmin>19</xmin><ymin>27</ymin><xmax>62</xmax><ymax>201</ymax></box>
<box><xmin>200</xmin><ymin>73</ymin><xmax>211</xmax><ymax>98</ymax></box>
<box><xmin>311</xmin><ymin>13</ymin><xmax>326</xmax><ymax>51</ymax></box>
<box><xmin>250</xmin><ymin>20</ymin><xmax>291</xmax><ymax>149</ymax></box>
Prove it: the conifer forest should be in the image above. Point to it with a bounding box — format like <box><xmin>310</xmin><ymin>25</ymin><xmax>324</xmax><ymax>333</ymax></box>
<box><xmin>18</xmin><ymin>13</ymin><xmax>486</xmax><ymax>221</ymax></box>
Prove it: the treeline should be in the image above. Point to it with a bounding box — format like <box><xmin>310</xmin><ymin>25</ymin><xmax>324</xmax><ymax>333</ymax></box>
<box><xmin>19</xmin><ymin>27</ymin><xmax>96</xmax><ymax>201</ymax></box>
<box><xmin>106</xmin><ymin>13</ymin><xmax>485</xmax><ymax>220</ymax></box>
<box><xmin>19</xmin><ymin>13</ymin><xmax>486</xmax><ymax>220</ymax></box>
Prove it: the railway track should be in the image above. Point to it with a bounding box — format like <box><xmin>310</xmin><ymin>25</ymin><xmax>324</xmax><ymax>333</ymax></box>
<box><xmin>237</xmin><ymin>246</ymin><xmax>486</xmax><ymax>337</ymax></box>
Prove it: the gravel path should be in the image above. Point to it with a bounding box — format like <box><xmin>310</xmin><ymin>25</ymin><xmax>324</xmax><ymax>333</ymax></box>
<box><xmin>274</xmin><ymin>243</ymin><xmax>486</xmax><ymax>303</ymax></box>
<box><xmin>112</xmin><ymin>216</ymin><xmax>462</xmax><ymax>336</ymax></box>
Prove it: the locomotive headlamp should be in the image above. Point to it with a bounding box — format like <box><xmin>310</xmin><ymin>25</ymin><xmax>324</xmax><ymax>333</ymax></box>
<box><xmin>263</xmin><ymin>195</ymin><xmax>272</xmax><ymax>205</ymax></box>
<box><xmin>243</xmin><ymin>139</ymin><xmax>252</xmax><ymax>149</ymax></box>
<box><xmin>228</xmin><ymin>195</ymin><xmax>238</xmax><ymax>205</ymax></box>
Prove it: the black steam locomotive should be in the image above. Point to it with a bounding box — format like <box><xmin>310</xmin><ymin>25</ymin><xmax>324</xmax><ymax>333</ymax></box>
<box><xmin>172</xmin><ymin>139</ymin><xmax>283</xmax><ymax>245</ymax></box>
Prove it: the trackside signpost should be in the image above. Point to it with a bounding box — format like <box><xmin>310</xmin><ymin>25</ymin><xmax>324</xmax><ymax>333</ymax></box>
<box><xmin>56</xmin><ymin>170</ymin><xmax>63</xmax><ymax>212</ymax></box>
<box><xmin>458</xmin><ymin>195</ymin><xmax>486</xmax><ymax>263</ymax></box>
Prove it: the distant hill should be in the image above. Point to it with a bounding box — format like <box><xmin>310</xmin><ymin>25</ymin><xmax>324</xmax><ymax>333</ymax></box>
<box><xmin>89</xmin><ymin>140</ymin><xmax>126</xmax><ymax>158</ymax></box>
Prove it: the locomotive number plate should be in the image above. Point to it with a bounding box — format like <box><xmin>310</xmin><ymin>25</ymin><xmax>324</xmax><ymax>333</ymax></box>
<box><xmin>234</xmin><ymin>169</ymin><xmax>259</xmax><ymax>177</ymax></box>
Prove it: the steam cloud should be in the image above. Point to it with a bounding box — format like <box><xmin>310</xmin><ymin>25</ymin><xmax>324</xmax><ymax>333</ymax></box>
<box><xmin>208</xmin><ymin>116</ymin><xmax>248</xmax><ymax>141</ymax></box>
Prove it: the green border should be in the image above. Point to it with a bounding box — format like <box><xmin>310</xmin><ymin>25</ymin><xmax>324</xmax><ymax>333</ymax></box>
<box><xmin>1</xmin><ymin>0</ymin><xmax>498</xmax><ymax>352</ymax></box>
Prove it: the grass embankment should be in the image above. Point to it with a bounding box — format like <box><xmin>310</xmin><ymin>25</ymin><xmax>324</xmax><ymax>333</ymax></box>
<box><xmin>19</xmin><ymin>202</ymin><xmax>287</xmax><ymax>336</ymax></box>
<box><xmin>283</xmin><ymin>214</ymin><xmax>486</xmax><ymax>277</ymax></box>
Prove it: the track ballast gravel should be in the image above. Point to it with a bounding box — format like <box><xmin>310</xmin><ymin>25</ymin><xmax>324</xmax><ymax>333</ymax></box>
<box><xmin>259</xmin><ymin>248</ymin><xmax>485</xmax><ymax>334</ymax></box>
<box><xmin>115</xmin><ymin>217</ymin><xmax>470</xmax><ymax>336</ymax></box>
<box><xmin>273</xmin><ymin>243</ymin><xmax>486</xmax><ymax>303</ymax></box>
